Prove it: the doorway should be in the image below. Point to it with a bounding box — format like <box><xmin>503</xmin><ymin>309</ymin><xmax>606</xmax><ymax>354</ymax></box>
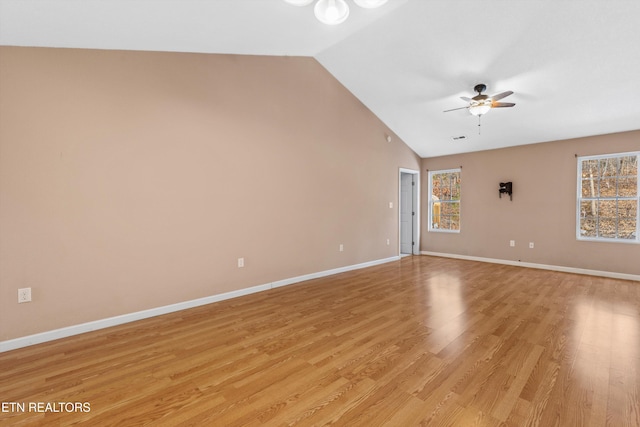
<box><xmin>399</xmin><ymin>168</ymin><xmax>420</xmax><ymax>255</ymax></box>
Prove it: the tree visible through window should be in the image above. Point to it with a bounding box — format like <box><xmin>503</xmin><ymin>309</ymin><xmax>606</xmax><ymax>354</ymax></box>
<box><xmin>577</xmin><ymin>152</ymin><xmax>639</xmax><ymax>242</ymax></box>
<box><xmin>429</xmin><ymin>169</ymin><xmax>461</xmax><ymax>232</ymax></box>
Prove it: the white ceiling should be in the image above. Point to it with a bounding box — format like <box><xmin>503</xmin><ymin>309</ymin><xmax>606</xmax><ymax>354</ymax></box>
<box><xmin>2</xmin><ymin>0</ymin><xmax>639</xmax><ymax>157</ymax></box>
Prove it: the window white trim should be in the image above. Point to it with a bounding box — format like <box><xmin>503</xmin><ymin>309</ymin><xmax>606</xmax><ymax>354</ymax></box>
<box><xmin>428</xmin><ymin>168</ymin><xmax>461</xmax><ymax>233</ymax></box>
<box><xmin>576</xmin><ymin>151</ymin><xmax>639</xmax><ymax>243</ymax></box>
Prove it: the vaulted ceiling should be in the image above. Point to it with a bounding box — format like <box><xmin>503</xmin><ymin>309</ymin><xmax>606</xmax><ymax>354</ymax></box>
<box><xmin>2</xmin><ymin>0</ymin><xmax>639</xmax><ymax>157</ymax></box>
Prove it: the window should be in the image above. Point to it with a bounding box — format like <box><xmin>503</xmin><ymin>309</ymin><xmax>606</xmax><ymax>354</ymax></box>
<box><xmin>428</xmin><ymin>168</ymin><xmax>461</xmax><ymax>232</ymax></box>
<box><xmin>577</xmin><ymin>152</ymin><xmax>639</xmax><ymax>242</ymax></box>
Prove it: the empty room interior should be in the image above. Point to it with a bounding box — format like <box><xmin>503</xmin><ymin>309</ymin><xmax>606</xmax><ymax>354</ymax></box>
<box><xmin>1</xmin><ymin>1</ymin><xmax>639</xmax><ymax>425</ymax></box>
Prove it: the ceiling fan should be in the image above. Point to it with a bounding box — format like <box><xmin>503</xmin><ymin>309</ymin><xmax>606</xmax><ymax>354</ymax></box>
<box><xmin>444</xmin><ymin>83</ymin><xmax>515</xmax><ymax>133</ymax></box>
<box><xmin>444</xmin><ymin>83</ymin><xmax>515</xmax><ymax>115</ymax></box>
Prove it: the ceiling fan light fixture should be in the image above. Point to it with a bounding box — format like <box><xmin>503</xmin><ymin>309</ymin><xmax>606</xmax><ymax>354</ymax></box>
<box><xmin>353</xmin><ymin>0</ymin><xmax>388</xmax><ymax>8</ymax></box>
<box><xmin>469</xmin><ymin>103</ymin><xmax>491</xmax><ymax>116</ymax></box>
<box><xmin>314</xmin><ymin>0</ymin><xmax>350</xmax><ymax>25</ymax></box>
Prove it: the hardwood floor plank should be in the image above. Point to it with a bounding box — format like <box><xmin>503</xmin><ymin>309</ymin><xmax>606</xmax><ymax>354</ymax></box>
<box><xmin>493</xmin><ymin>343</ymin><xmax>545</xmax><ymax>421</ymax></box>
<box><xmin>1</xmin><ymin>256</ymin><xmax>639</xmax><ymax>426</ymax></box>
<box><xmin>520</xmin><ymin>360</ymin><xmax>561</xmax><ymax>427</ymax></box>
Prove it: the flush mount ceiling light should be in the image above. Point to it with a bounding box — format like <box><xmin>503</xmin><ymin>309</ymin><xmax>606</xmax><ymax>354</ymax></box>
<box><xmin>315</xmin><ymin>0</ymin><xmax>350</xmax><ymax>25</ymax></box>
<box><xmin>284</xmin><ymin>0</ymin><xmax>388</xmax><ymax>25</ymax></box>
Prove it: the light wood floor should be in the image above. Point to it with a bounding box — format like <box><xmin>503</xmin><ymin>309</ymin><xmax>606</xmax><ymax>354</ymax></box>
<box><xmin>1</xmin><ymin>256</ymin><xmax>639</xmax><ymax>426</ymax></box>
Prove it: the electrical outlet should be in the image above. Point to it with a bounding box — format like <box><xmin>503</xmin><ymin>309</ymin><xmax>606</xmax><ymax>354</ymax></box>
<box><xmin>18</xmin><ymin>287</ymin><xmax>32</xmax><ymax>303</ymax></box>
<box><xmin>339</xmin><ymin>244</ymin><xmax>344</xmax><ymax>252</ymax></box>
<box><xmin>529</xmin><ymin>242</ymin><xmax>534</xmax><ymax>249</ymax></box>
<box><xmin>510</xmin><ymin>240</ymin><xmax>515</xmax><ymax>247</ymax></box>
<box><xmin>389</xmin><ymin>202</ymin><xmax>393</xmax><ymax>209</ymax></box>
<box><xmin>386</xmin><ymin>238</ymin><xmax>390</xmax><ymax>245</ymax></box>
<box><xmin>237</xmin><ymin>257</ymin><xmax>244</xmax><ymax>268</ymax></box>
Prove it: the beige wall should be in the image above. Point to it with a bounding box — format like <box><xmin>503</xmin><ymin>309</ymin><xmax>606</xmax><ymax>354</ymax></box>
<box><xmin>421</xmin><ymin>130</ymin><xmax>640</xmax><ymax>275</ymax></box>
<box><xmin>0</xmin><ymin>47</ymin><xmax>420</xmax><ymax>341</ymax></box>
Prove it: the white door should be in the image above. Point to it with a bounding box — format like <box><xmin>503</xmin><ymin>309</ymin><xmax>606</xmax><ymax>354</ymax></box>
<box><xmin>400</xmin><ymin>173</ymin><xmax>414</xmax><ymax>254</ymax></box>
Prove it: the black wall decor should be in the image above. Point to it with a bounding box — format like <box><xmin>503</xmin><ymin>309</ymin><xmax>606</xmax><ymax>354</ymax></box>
<box><xmin>499</xmin><ymin>182</ymin><xmax>513</xmax><ymax>200</ymax></box>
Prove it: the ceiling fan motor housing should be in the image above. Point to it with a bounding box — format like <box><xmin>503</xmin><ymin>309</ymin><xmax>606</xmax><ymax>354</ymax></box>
<box><xmin>472</xmin><ymin>84</ymin><xmax>489</xmax><ymax>101</ymax></box>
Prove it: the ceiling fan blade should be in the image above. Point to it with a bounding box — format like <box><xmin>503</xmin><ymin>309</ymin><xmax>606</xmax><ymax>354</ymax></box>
<box><xmin>491</xmin><ymin>102</ymin><xmax>515</xmax><ymax>108</ymax></box>
<box><xmin>490</xmin><ymin>91</ymin><xmax>513</xmax><ymax>101</ymax></box>
<box><xmin>460</xmin><ymin>96</ymin><xmax>472</xmax><ymax>102</ymax></box>
<box><xmin>443</xmin><ymin>106</ymin><xmax>469</xmax><ymax>113</ymax></box>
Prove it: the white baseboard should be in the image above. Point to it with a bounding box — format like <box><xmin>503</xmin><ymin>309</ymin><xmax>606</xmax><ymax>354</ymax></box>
<box><xmin>421</xmin><ymin>251</ymin><xmax>640</xmax><ymax>282</ymax></box>
<box><xmin>0</xmin><ymin>256</ymin><xmax>400</xmax><ymax>353</ymax></box>
<box><xmin>271</xmin><ymin>256</ymin><xmax>400</xmax><ymax>288</ymax></box>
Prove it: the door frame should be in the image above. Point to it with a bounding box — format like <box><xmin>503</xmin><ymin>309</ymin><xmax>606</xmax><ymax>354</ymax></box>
<box><xmin>398</xmin><ymin>168</ymin><xmax>420</xmax><ymax>255</ymax></box>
